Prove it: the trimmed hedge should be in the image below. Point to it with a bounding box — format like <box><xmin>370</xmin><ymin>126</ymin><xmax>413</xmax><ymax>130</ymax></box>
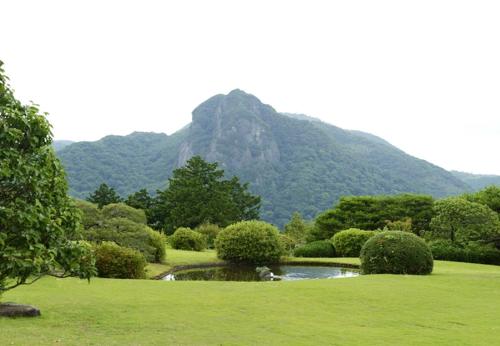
<box><xmin>332</xmin><ymin>228</ymin><xmax>376</xmax><ymax>257</ymax></box>
<box><xmin>94</xmin><ymin>242</ymin><xmax>146</xmax><ymax>279</ymax></box>
<box><xmin>294</xmin><ymin>240</ymin><xmax>336</xmax><ymax>258</ymax></box>
<box><xmin>360</xmin><ymin>231</ymin><xmax>433</xmax><ymax>275</ymax></box>
<box><xmin>215</xmin><ymin>221</ymin><xmax>282</xmax><ymax>265</ymax></box>
<box><xmin>85</xmin><ymin>217</ymin><xmax>166</xmax><ymax>263</ymax></box>
<box><xmin>101</xmin><ymin>203</ymin><xmax>147</xmax><ymax>224</ymax></box>
<box><xmin>429</xmin><ymin>239</ymin><xmax>500</xmax><ymax>265</ymax></box>
<box><xmin>171</xmin><ymin>227</ymin><xmax>207</xmax><ymax>251</ymax></box>
<box><xmin>195</xmin><ymin>223</ymin><xmax>220</xmax><ymax>249</ymax></box>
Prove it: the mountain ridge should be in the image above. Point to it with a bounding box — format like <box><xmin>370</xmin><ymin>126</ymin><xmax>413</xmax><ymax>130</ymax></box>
<box><xmin>57</xmin><ymin>89</ymin><xmax>470</xmax><ymax>226</ymax></box>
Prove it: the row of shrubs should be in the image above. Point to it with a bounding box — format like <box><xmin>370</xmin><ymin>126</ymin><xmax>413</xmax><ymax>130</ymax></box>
<box><xmin>292</xmin><ymin>228</ymin><xmax>375</xmax><ymax>258</ymax></box>
<box><xmin>429</xmin><ymin>240</ymin><xmax>500</xmax><ymax>265</ymax></box>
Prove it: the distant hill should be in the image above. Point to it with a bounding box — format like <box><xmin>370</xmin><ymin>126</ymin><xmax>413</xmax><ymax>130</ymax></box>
<box><xmin>451</xmin><ymin>171</ymin><xmax>500</xmax><ymax>191</ymax></box>
<box><xmin>57</xmin><ymin>89</ymin><xmax>470</xmax><ymax>226</ymax></box>
<box><xmin>53</xmin><ymin>140</ymin><xmax>74</xmax><ymax>151</ymax></box>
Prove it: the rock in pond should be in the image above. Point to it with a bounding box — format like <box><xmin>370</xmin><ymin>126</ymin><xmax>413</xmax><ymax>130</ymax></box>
<box><xmin>0</xmin><ymin>302</ymin><xmax>41</xmax><ymax>318</ymax></box>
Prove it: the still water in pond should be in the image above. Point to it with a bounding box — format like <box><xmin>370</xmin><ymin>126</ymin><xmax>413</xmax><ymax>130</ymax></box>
<box><xmin>162</xmin><ymin>265</ymin><xmax>359</xmax><ymax>281</ymax></box>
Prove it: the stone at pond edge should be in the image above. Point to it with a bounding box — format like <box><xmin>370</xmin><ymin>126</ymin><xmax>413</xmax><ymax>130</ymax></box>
<box><xmin>0</xmin><ymin>302</ymin><xmax>41</xmax><ymax>318</ymax></box>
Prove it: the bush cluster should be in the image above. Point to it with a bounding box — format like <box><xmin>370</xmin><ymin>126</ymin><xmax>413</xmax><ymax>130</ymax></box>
<box><xmin>94</xmin><ymin>242</ymin><xmax>146</xmax><ymax>279</ymax></box>
<box><xmin>293</xmin><ymin>240</ymin><xmax>336</xmax><ymax>258</ymax></box>
<box><xmin>429</xmin><ymin>240</ymin><xmax>500</xmax><ymax>265</ymax></box>
<box><xmin>215</xmin><ymin>221</ymin><xmax>282</xmax><ymax>264</ymax></box>
<box><xmin>171</xmin><ymin>227</ymin><xmax>207</xmax><ymax>251</ymax></box>
<box><xmin>360</xmin><ymin>231</ymin><xmax>433</xmax><ymax>275</ymax></box>
<box><xmin>332</xmin><ymin>228</ymin><xmax>376</xmax><ymax>257</ymax></box>
<box><xmin>195</xmin><ymin>223</ymin><xmax>220</xmax><ymax>249</ymax></box>
<box><xmin>85</xmin><ymin>218</ymin><xmax>166</xmax><ymax>263</ymax></box>
<box><xmin>101</xmin><ymin>203</ymin><xmax>147</xmax><ymax>224</ymax></box>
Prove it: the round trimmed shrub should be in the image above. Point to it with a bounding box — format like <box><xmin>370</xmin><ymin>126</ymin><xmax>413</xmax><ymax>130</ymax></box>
<box><xmin>171</xmin><ymin>227</ymin><xmax>207</xmax><ymax>251</ymax></box>
<box><xmin>85</xmin><ymin>218</ymin><xmax>166</xmax><ymax>263</ymax></box>
<box><xmin>94</xmin><ymin>241</ymin><xmax>146</xmax><ymax>279</ymax></box>
<box><xmin>101</xmin><ymin>203</ymin><xmax>147</xmax><ymax>224</ymax></box>
<box><xmin>360</xmin><ymin>231</ymin><xmax>433</xmax><ymax>275</ymax></box>
<box><xmin>215</xmin><ymin>221</ymin><xmax>282</xmax><ymax>264</ymax></box>
<box><xmin>293</xmin><ymin>240</ymin><xmax>336</xmax><ymax>258</ymax></box>
<box><xmin>332</xmin><ymin>228</ymin><xmax>376</xmax><ymax>257</ymax></box>
<box><xmin>195</xmin><ymin>223</ymin><xmax>220</xmax><ymax>249</ymax></box>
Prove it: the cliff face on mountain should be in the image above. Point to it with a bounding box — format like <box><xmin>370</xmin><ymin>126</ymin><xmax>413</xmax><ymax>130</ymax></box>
<box><xmin>58</xmin><ymin>89</ymin><xmax>469</xmax><ymax>226</ymax></box>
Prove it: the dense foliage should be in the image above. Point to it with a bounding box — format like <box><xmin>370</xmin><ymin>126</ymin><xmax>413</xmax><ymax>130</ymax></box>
<box><xmin>463</xmin><ymin>185</ymin><xmax>500</xmax><ymax>215</ymax></box>
<box><xmin>215</xmin><ymin>221</ymin><xmax>282</xmax><ymax>264</ymax></box>
<box><xmin>170</xmin><ymin>228</ymin><xmax>207</xmax><ymax>251</ymax></box>
<box><xmin>293</xmin><ymin>240</ymin><xmax>336</xmax><ymax>258</ymax></box>
<box><xmin>57</xmin><ymin>90</ymin><xmax>468</xmax><ymax>228</ymax></box>
<box><xmin>86</xmin><ymin>183</ymin><xmax>122</xmax><ymax>208</ymax></box>
<box><xmin>151</xmin><ymin>156</ymin><xmax>260</xmax><ymax>233</ymax></box>
<box><xmin>429</xmin><ymin>198</ymin><xmax>500</xmax><ymax>244</ymax></box>
<box><xmin>195</xmin><ymin>223</ymin><xmax>220</xmax><ymax>249</ymax></box>
<box><xmin>0</xmin><ymin>60</ymin><xmax>95</xmax><ymax>296</ymax></box>
<box><xmin>428</xmin><ymin>239</ymin><xmax>500</xmax><ymax>265</ymax></box>
<box><xmin>332</xmin><ymin>229</ymin><xmax>376</xmax><ymax>257</ymax></box>
<box><xmin>278</xmin><ymin>234</ymin><xmax>297</xmax><ymax>256</ymax></box>
<box><xmin>283</xmin><ymin>212</ymin><xmax>311</xmax><ymax>245</ymax></box>
<box><xmin>360</xmin><ymin>231</ymin><xmax>433</xmax><ymax>275</ymax></box>
<box><xmin>93</xmin><ymin>242</ymin><xmax>146</xmax><ymax>279</ymax></box>
<box><xmin>313</xmin><ymin>194</ymin><xmax>434</xmax><ymax>240</ymax></box>
<box><xmin>102</xmin><ymin>203</ymin><xmax>147</xmax><ymax>224</ymax></box>
<box><xmin>74</xmin><ymin>199</ymin><xmax>102</xmax><ymax>229</ymax></box>
<box><xmin>86</xmin><ymin>218</ymin><xmax>166</xmax><ymax>263</ymax></box>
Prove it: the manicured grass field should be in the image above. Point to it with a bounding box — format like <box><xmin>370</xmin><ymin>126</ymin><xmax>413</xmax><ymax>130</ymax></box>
<box><xmin>1</xmin><ymin>256</ymin><xmax>499</xmax><ymax>345</ymax></box>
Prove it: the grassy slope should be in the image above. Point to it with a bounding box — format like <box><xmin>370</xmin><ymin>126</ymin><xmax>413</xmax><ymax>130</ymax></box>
<box><xmin>1</xmin><ymin>259</ymin><xmax>500</xmax><ymax>345</ymax></box>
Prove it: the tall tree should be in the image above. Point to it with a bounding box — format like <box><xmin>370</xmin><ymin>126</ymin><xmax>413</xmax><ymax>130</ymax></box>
<box><xmin>0</xmin><ymin>61</ymin><xmax>95</xmax><ymax>299</ymax></box>
<box><xmin>151</xmin><ymin>156</ymin><xmax>260</xmax><ymax>233</ymax></box>
<box><xmin>125</xmin><ymin>189</ymin><xmax>153</xmax><ymax>212</ymax></box>
<box><xmin>284</xmin><ymin>212</ymin><xmax>310</xmax><ymax>244</ymax></box>
<box><xmin>87</xmin><ymin>183</ymin><xmax>122</xmax><ymax>209</ymax></box>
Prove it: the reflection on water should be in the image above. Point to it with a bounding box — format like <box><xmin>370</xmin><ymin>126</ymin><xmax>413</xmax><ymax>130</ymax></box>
<box><xmin>163</xmin><ymin>265</ymin><xmax>359</xmax><ymax>281</ymax></box>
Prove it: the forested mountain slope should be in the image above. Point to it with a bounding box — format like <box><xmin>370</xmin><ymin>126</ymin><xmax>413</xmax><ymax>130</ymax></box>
<box><xmin>58</xmin><ymin>89</ymin><xmax>469</xmax><ymax>226</ymax></box>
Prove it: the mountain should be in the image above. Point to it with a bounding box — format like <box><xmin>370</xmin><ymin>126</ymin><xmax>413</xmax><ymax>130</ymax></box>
<box><xmin>57</xmin><ymin>89</ymin><xmax>469</xmax><ymax>226</ymax></box>
<box><xmin>451</xmin><ymin>171</ymin><xmax>500</xmax><ymax>191</ymax></box>
<box><xmin>53</xmin><ymin>140</ymin><xmax>75</xmax><ymax>151</ymax></box>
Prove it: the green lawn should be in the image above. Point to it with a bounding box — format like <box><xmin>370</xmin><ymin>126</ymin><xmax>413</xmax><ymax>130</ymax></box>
<box><xmin>1</xmin><ymin>257</ymin><xmax>499</xmax><ymax>345</ymax></box>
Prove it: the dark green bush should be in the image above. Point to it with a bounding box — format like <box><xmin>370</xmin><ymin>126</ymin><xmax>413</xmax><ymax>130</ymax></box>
<box><xmin>278</xmin><ymin>234</ymin><xmax>297</xmax><ymax>256</ymax></box>
<box><xmin>293</xmin><ymin>240</ymin><xmax>336</xmax><ymax>258</ymax></box>
<box><xmin>94</xmin><ymin>242</ymin><xmax>146</xmax><ymax>279</ymax></box>
<box><xmin>85</xmin><ymin>218</ymin><xmax>166</xmax><ymax>263</ymax></box>
<box><xmin>171</xmin><ymin>227</ymin><xmax>207</xmax><ymax>251</ymax></box>
<box><xmin>101</xmin><ymin>203</ymin><xmax>147</xmax><ymax>224</ymax></box>
<box><xmin>75</xmin><ymin>199</ymin><xmax>102</xmax><ymax>229</ymax></box>
<box><xmin>195</xmin><ymin>223</ymin><xmax>220</xmax><ymax>249</ymax></box>
<box><xmin>429</xmin><ymin>240</ymin><xmax>500</xmax><ymax>265</ymax></box>
<box><xmin>360</xmin><ymin>231</ymin><xmax>433</xmax><ymax>275</ymax></box>
<box><xmin>215</xmin><ymin>221</ymin><xmax>282</xmax><ymax>264</ymax></box>
<box><xmin>332</xmin><ymin>228</ymin><xmax>376</xmax><ymax>257</ymax></box>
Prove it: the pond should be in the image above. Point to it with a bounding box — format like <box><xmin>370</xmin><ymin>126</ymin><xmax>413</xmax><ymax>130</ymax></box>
<box><xmin>162</xmin><ymin>265</ymin><xmax>359</xmax><ymax>281</ymax></box>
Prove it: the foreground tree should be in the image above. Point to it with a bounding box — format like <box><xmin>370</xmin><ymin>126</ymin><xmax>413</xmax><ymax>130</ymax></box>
<box><xmin>151</xmin><ymin>156</ymin><xmax>261</xmax><ymax>233</ymax></box>
<box><xmin>429</xmin><ymin>197</ymin><xmax>500</xmax><ymax>244</ymax></box>
<box><xmin>87</xmin><ymin>183</ymin><xmax>122</xmax><ymax>209</ymax></box>
<box><xmin>0</xmin><ymin>61</ymin><xmax>95</xmax><ymax>304</ymax></box>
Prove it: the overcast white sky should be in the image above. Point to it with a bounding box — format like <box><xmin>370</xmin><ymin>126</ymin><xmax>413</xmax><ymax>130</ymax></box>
<box><xmin>2</xmin><ymin>1</ymin><xmax>499</xmax><ymax>174</ymax></box>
